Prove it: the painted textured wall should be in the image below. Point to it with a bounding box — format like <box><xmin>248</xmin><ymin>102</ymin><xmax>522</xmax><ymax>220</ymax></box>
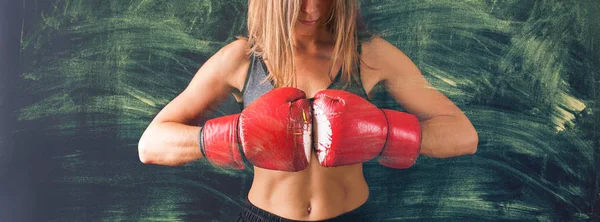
<box><xmin>5</xmin><ymin>0</ymin><xmax>599</xmax><ymax>221</ymax></box>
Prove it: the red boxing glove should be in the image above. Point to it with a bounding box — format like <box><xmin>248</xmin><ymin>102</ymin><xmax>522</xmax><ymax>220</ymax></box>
<box><xmin>312</xmin><ymin>89</ymin><xmax>421</xmax><ymax>169</ymax></box>
<box><xmin>200</xmin><ymin>87</ymin><xmax>312</xmax><ymax>171</ymax></box>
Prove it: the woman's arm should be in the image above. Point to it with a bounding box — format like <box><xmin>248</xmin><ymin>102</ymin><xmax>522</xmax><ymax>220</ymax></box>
<box><xmin>369</xmin><ymin>38</ymin><xmax>478</xmax><ymax>158</ymax></box>
<box><xmin>138</xmin><ymin>40</ymin><xmax>249</xmax><ymax>166</ymax></box>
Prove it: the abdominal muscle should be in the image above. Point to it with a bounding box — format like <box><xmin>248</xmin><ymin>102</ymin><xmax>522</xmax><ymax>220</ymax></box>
<box><xmin>247</xmin><ymin>150</ymin><xmax>370</xmax><ymax>221</ymax></box>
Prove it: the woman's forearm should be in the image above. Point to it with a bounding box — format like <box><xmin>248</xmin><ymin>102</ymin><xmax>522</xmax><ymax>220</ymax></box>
<box><xmin>419</xmin><ymin>114</ymin><xmax>479</xmax><ymax>158</ymax></box>
<box><xmin>138</xmin><ymin>122</ymin><xmax>203</xmax><ymax>166</ymax></box>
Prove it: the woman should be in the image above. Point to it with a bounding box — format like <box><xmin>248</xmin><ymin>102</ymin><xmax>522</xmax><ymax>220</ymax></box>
<box><xmin>138</xmin><ymin>0</ymin><xmax>479</xmax><ymax>221</ymax></box>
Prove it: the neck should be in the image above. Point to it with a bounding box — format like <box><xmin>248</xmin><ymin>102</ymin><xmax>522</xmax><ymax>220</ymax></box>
<box><xmin>292</xmin><ymin>28</ymin><xmax>334</xmax><ymax>55</ymax></box>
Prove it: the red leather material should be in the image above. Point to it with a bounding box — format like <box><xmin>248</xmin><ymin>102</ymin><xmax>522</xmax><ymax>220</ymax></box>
<box><xmin>313</xmin><ymin>90</ymin><xmax>388</xmax><ymax>167</ymax></box>
<box><xmin>202</xmin><ymin>114</ymin><xmax>245</xmax><ymax>170</ymax></box>
<box><xmin>239</xmin><ymin>87</ymin><xmax>312</xmax><ymax>172</ymax></box>
<box><xmin>378</xmin><ymin>109</ymin><xmax>421</xmax><ymax>169</ymax></box>
<box><xmin>313</xmin><ymin>89</ymin><xmax>421</xmax><ymax>169</ymax></box>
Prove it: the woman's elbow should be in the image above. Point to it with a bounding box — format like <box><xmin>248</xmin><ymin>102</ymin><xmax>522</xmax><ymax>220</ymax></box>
<box><xmin>464</xmin><ymin>131</ymin><xmax>479</xmax><ymax>155</ymax></box>
<box><xmin>138</xmin><ymin>127</ymin><xmax>161</xmax><ymax>165</ymax></box>
<box><xmin>435</xmin><ymin>130</ymin><xmax>479</xmax><ymax>158</ymax></box>
<box><xmin>137</xmin><ymin>132</ymin><xmax>185</xmax><ymax>166</ymax></box>
<box><xmin>457</xmin><ymin>129</ymin><xmax>479</xmax><ymax>156</ymax></box>
<box><xmin>138</xmin><ymin>136</ymin><xmax>154</xmax><ymax>164</ymax></box>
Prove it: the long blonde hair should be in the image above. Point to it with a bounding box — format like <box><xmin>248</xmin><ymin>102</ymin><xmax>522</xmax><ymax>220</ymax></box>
<box><xmin>245</xmin><ymin>0</ymin><xmax>363</xmax><ymax>88</ymax></box>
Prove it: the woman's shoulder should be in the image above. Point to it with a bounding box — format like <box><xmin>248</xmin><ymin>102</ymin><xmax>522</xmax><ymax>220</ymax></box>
<box><xmin>208</xmin><ymin>38</ymin><xmax>251</xmax><ymax>92</ymax></box>
<box><xmin>359</xmin><ymin>36</ymin><xmax>395</xmax><ymax>73</ymax></box>
<box><xmin>360</xmin><ymin>36</ymin><xmax>401</xmax><ymax>58</ymax></box>
<box><xmin>360</xmin><ymin>37</ymin><xmax>414</xmax><ymax>75</ymax></box>
<box><xmin>222</xmin><ymin>38</ymin><xmax>251</xmax><ymax>56</ymax></box>
<box><xmin>214</xmin><ymin>38</ymin><xmax>251</xmax><ymax>71</ymax></box>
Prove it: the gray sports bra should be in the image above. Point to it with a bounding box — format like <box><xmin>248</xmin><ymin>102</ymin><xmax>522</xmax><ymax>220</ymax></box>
<box><xmin>239</xmin><ymin>46</ymin><xmax>370</xmax><ymax>109</ymax></box>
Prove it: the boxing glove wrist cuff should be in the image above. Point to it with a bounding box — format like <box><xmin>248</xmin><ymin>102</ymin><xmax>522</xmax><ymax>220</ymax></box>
<box><xmin>378</xmin><ymin>109</ymin><xmax>422</xmax><ymax>169</ymax></box>
<box><xmin>202</xmin><ymin>114</ymin><xmax>245</xmax><ymax>170</ymax></box>
<box><xmin>199</xmin><ymin>126</ymin><xmax>206</xmax><ymax>159</ymax></box>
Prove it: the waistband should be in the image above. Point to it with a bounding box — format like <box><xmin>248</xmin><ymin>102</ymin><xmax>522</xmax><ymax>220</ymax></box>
<box><xmin>238</xmin><ymin>197</ymin><xmax>372</xmax><ymax>222</ymax></box>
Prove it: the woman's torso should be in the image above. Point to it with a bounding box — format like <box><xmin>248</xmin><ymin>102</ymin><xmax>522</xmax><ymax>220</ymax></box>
<box><xmin>229</xmin><ymin>39</ymin><xmax>383</xmax><ymax>221</ymax></box>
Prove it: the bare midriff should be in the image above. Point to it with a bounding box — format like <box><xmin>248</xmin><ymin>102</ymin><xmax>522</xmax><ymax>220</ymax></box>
<box><xmin>248</xmin><ymin>151</ymin><xmax>369</xmax><ymax>221</ymax></box>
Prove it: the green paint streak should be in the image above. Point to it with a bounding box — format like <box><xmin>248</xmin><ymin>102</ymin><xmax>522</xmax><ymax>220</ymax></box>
<box><xmin>17</xmin><ymin>0</ymin><xmax>599</xmax><ymax>221</ymax></box>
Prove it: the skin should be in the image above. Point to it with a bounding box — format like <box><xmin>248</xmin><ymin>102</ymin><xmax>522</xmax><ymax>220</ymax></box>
<box><xmin>138</xmin><ymin>0</ymin><xmax>479</xmax><ymax>220</ymax></box>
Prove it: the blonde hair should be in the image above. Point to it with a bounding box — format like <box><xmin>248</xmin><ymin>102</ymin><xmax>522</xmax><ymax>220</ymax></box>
<box><xmin>245</xmin><ymin>0</ymin><xmax>363</xmax><ymax>88</ymax></box>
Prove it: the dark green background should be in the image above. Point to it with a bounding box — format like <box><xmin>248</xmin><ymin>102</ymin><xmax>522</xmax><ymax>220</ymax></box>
<box><xmin>1</xmin><ymin>0</ymin><xmax>599</xmax><ymax>221</ymax></box>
